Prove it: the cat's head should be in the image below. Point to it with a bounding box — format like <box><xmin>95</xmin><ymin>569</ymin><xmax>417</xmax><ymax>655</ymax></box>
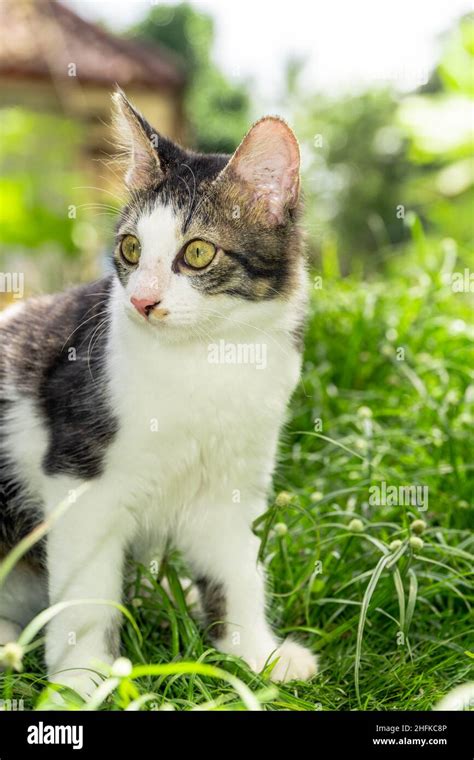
<box><xmin>111</xmin><ymin>90</ymin><xmax>306</xmax><ymax>341</ymax></box>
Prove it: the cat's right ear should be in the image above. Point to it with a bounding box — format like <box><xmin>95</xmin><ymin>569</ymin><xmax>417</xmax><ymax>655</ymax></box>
<box><xmin>112</xmin><ymin>89</ymin><xmax>165</xmax><ymax>190</ymax></box>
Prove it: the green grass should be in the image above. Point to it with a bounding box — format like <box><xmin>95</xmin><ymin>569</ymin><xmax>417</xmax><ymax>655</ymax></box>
<box><xmin>1</xmin><ymin>230</ymin><xmax>473</xmax><ymax>711</ymax></box>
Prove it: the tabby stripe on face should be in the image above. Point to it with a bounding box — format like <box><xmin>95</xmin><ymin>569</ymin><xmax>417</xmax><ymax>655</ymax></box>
<box><xmin>223</xmin><ymin>250</ymin><xmax>289</xmax><ymax>298</ymax></box>
<box><xmin>187</xmin><ymin>251</ymin><xmax>285</xmax><ymax>301</ymax></box>
<box><xmin>225</xmin><ymin>250</ymin><xmax>282</xmax><ymax>279</ymax></box>
<box><xmin>192</xmin><ymin>272</ymin><xmax>271</xmax><ymax>301</ymax></box>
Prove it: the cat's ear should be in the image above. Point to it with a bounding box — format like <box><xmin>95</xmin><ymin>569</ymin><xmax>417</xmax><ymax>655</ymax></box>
<box><xmin>112</xmin><ymin>89</ymin><xmax>165</xmax><ymax>190</ymax></box>
<box><xmin>220</xmin><ymin>116</ymin><xmax>300</xmax><ymax>226</ymax></box>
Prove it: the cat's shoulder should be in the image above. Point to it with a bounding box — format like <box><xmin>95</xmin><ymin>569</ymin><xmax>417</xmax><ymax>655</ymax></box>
<box><xmin>0</xmin><ymin>276</ymin><xmax>113</xmax><ymax>337</ymax></box>
<box><xmin>0</xmin><ymin>277</ymin><xmax>115</xmax><ymax>389</ymax></box>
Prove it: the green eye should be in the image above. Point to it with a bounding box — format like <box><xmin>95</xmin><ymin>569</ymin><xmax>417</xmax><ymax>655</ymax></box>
<box><xmin>120</xmin><ymin>235</ymin><xmax>141</xmax><ymax>265</ymax></box>
<box><xmin>183</xmin><ymin>239</ymin><xmax>216</xmax><ymax>269</ymax></box>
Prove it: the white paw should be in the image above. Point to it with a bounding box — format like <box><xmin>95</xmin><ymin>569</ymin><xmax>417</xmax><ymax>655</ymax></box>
<box><xmin>268</xmin><ymin>640</ymin><xmax>318</xmax><ymax>683</ymax></box>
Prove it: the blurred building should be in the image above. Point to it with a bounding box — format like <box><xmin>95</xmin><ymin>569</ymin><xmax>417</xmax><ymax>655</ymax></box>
<box><xmin>0</xmin><ymin>0</ymin><xmax>188</xmax><ymax>302</ymax></box>
<box><xmin>0</xmin><ymin>0</ymin><xmax>187</xmax><ymax>162</ymax></box>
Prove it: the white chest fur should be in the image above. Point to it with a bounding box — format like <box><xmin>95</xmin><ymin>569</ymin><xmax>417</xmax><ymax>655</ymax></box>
<box><xmin>104</xmin><ymin>303</ymin><xmax>301</xmax><ymax>546</ymax></box>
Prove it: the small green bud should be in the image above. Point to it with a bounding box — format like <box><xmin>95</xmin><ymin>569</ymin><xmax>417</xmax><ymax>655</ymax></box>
<box><xmin>275</xmin><ymin>491</ymin><xmax>292</xmax><ymax>507</ymax></box>
<box><xmin>389</xmin><ymin>539</ymin><xmax>403</xmax><ymax>551</ymax></box>
<box><xmin>274</xmin><ymin>522</ymin><xmax>288</xmax><ymax>537</ymax></box>
<box><xmin>409</xmin><ymin>536</ymin><xmax>424</xmax><ymax>552</ymax></box>
<box><xmin>0</xmin><ymin>642</ymin><xmax>24</xmax><ymax>672</ymax></box>
<box><xmin>348</xmin><ymin>518</ymin><xmax>364</xmax><ymax>533</ymax></box>
<box><xmin>411</xmin><ymin>519</ymin><xmax>427</xmax><ymax>535</ymax></box>
<box><xmin>111</xmin><ymin>657</ymin><xmax>133</xmax><ymax>678</ymax></box>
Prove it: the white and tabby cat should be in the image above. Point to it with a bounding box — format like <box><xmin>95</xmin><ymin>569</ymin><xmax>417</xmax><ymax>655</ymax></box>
<box><xmin>0</xmin><ymin>90</ymin><xmax>316</xmax><ymax>697</ymax></box>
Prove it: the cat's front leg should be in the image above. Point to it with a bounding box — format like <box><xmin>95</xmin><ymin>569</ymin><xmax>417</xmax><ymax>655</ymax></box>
<box><xmin>177</xmin><ymin>502</ymin><xmax>317</xmax><ymax>682</ymax></box>
<box><xmin>44</xmin><ymin>478</ymin><xmax>133</xmax><ymax>699</ymax></box>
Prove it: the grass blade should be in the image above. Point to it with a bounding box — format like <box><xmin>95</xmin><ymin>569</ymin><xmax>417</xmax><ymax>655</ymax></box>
<box><xmin>355</xmin><ymin>553</ymin><xmax>392</xmax><ymax>705</ymax></box>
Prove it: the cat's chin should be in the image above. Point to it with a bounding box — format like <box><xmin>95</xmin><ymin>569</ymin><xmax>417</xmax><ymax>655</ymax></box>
<box><xmin>124</xmin><ymin>306</ymin><xmax>208</xmax><ymax>344</ymax></box>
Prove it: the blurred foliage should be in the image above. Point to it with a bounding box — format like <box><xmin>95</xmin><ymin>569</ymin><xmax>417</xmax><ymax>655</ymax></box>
<box><xmin>0</xmin><ymin>110</ymin><xmax>84</xmax><ymax>253</ymax></box>
<box><xmin>0</xmin><ymin>7</ymin><xmax>471</xmax><ymax>284</ymax></box>
<box><xmin>293</xmin><ymin>13</ymin><xmax>474</xmax><ymax>273</ymax></box>
<box><xmin>296</xmin><ymin>90</ymin><xmax>411</xmax><ymax>271</ymax></box>
<box><xmin>127</xmin><ymin>2</ymin><xmax>251</xmax><ymax>154</ymax></box>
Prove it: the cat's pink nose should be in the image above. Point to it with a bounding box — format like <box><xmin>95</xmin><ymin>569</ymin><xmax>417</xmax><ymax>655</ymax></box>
<box><xmin>130</xmin><ymin>296</ymin><xmax>160</xmax><ymax>318</ymax></box>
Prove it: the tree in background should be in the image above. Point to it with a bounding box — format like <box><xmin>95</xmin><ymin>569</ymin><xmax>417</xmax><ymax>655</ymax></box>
<box><xmin>291</xmin><ymin>13</ymin><xmax>473</xmax><ymax>274</ymax></box>
<box><xmin>295</xmin><ymin>89</ymin><xmax>411</xmax><ymax>273</ymax></box>
<box><xmin>127</xmin><ymin>3</ymin><xmax>251</xmax><ymax>154</ymax></box>
<box><xmin>397</xmin><ymin>13</ymin><xmax>473</xmax><ymax>261</ymax></box>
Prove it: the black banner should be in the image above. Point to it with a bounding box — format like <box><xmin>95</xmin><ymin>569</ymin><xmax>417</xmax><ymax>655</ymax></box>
<box><xmin>0</xmin><ymin>710</ymin><xmax>471</xmax><ymax>757</ymax></box>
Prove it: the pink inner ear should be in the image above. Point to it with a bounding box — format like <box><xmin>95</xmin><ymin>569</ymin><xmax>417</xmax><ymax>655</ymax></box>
<box><xmin>234</xmin><ymin>119</ymin><xmax>300</xmax><ymax>224</ymax></box>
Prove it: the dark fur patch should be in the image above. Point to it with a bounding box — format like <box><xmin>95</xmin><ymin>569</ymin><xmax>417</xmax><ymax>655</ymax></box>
<box><xmin>1</xmin><ymin>277</ymin><xmax>118</xmax><ymax>480</ymax></box>
<box><xmin>0</xmin><ymin>278</ymin><xmax>119</xmax><ymax>561</ymax></box>
<box><xmin>196</xmin><ymin>577</ymin><xmax>227</xmax><ymax>640</ymax></box>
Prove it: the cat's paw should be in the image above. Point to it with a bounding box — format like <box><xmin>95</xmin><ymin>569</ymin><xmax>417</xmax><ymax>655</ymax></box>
<box><xmin>268</xmin><ymin>640</ymin><xmax>318</xmax><ymax>683</ymax></box>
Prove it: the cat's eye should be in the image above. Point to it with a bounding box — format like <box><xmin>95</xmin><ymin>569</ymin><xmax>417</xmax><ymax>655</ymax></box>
<box><xmin>120</xmin><ymin>235</ymin><xmax>141</xmax><ymax>265</ymax></box>
<box><xmin>183</xmin><ymin>239</ymin><xmax>216</xmax><ymax>269</ymax></box>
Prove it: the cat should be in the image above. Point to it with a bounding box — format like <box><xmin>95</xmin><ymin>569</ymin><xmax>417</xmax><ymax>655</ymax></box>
<box><xmin>0</xmin><ymin>90</ymin><xmax>317</xmax><ymax>698</ymax></box>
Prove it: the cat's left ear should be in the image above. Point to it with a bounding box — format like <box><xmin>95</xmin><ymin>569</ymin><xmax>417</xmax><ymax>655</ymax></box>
<box><xmin>112</xmin><ymin>89</ymin><xmax>165</xmax><ymax>190</ymax></box>
<box><xmin>219</xmin><ymin>116</ymin><xmax>300</xmax><ymax>226</ymax></box>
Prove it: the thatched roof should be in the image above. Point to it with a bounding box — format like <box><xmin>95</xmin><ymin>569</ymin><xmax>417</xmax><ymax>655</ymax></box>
<box><xmin>0</xmin><ymin>0</ymin><xmax>185</xmax><ymax>91</ymax></box>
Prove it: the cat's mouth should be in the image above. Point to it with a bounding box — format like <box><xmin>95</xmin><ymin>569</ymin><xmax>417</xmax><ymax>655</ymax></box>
<box><xmin>126</xmin><ymin>301</ymin><xmax>169</xmax><ymax>326</ymax></box>
<box><xmin>125</xmin><ymin>303</ymin><xmax>199</xmax><ymax>335</ymax></box>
